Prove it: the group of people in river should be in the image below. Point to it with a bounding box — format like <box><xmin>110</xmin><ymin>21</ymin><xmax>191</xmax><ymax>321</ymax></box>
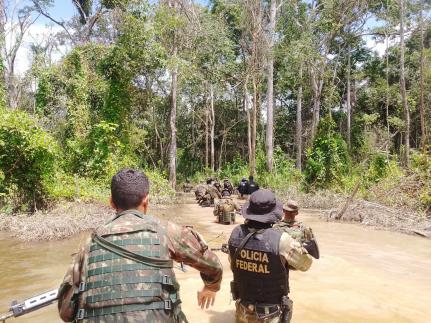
<box><xmin>52</xmin><ymin>168</ymin><xmax>319</xmax><ymax>323</ymax></box>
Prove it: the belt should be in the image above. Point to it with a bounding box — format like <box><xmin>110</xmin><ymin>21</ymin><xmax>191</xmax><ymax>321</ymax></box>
<box><xmin>239</xmin><ymin>301</ymin><xmax>280</xmax><ymax>316</ymax></box>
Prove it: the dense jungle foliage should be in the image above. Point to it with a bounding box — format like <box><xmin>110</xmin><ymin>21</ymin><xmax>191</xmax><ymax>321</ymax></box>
<box><xmin>0</xmin><ymin>0</ymin><xmax>430</xmax><ymax>213</ymax></box>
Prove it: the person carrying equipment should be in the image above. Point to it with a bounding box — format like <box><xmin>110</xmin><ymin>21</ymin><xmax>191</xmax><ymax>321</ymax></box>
<box><xmin>213</xmin><ymin>189</ymin><xmax>240</xmax><ymax>224</ymax></box>
<box><xmin>237</xmin><ymin>177</ymin><xmax>249</xmax><ymax>199</ymax></box>
<box><xmin>228</xmin><ymin>190</ymin><xmax>313</xmax><ymax>323</ymax></box>
<box><xmin>273</xmin><ymin>200</ymin><xmax>319</xmax><ymax>259</ymax></box>
<box><xmin>57</xmin><ymin>169</ymin><xmax>223</xmax><ymax>322</ymax></box>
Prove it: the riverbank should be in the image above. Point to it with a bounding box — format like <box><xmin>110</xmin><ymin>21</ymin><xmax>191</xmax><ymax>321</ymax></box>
<box><xmin>1</xmin><ymin>192</ymin><xmax>430</xmax><ymax>241</ymax></box>
<box><xmin>275</xmin><ymin>186</ymin><xmax>431</xmax><ymax>238</ymax></box>
<box><xmin>0</xmin><ymin>200</ymin><xmax>180</xmax><ymax>241</ymax></box>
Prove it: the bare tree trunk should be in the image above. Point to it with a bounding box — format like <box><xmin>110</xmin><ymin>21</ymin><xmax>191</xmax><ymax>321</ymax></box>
<box><xmin>0</xmin><ymin>0</ymin><xmax>5</xmax><ymax>91</ymax></box>
<box><xmin>191</xmin><ymin>100</ymin><xmax>196</xmax><ymax>158</ymax></box>
<box><xmin>168</xmin><ymin>13</ymin><xmax>178</xmax><ymax>188</ymax></box>
<box><xmin>245</xmin><ymin>81</ymin><xmax>252</xmax><ymax>171</ymax></box>
<box><xmin>265</xmin><ymin>0</ymin><xmax>276</xmax><ymax>172</ymax></box>
<box><xmin>219</xmin><ymin>128</ymin><xmax>226</xmax><ymax>169</ymax></box>
<box><xmin>385</xmin><ymin>32</ymin><xmax>390</xmax><ymax>156</ymax></box>
<box><xmin>205</xmin><ymin>103</ymin><xmax>209</xmax><ymax>168</ymax></box>
<box><xmin>251</xmin><ymin>76</ymin><xmax>258</xmax><ymax>176</ymax></box>
<box><xmin>346</xmin><ymin>46</ymin><xmax>352</xmax><ymax>150</ymax></box>
<box><xmin>310</xmin><ymin>68</ymin><xmax>322</xmax><ymax>140</ymax></box>
<box><xmin>399</xmin><ymin>0</ymin><xmax>410</xmax><ymax>166</ymax></box>
<box><xmin>210</xmin><ymin>84</ymin><xmax>215</xmax><ymax>171</ymax></box>
<box><xmin>419</xmin><ymin>4</ymin><xmax>427</xmax><ymax>149</ymax></box>
<box><xmin>296</xmin><ymin>62</ymin><xmax>303</xmax><ymax>171</ymax></box>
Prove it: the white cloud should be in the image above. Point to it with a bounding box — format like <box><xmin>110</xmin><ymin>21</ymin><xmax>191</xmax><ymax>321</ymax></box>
<box><xmin>5</xmin><ymin>23</ymin><xmax>66</xmax><ymax>76</ymax></box>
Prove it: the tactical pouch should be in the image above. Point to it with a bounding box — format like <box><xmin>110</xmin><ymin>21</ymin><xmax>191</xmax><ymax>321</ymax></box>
<box><xmin>58</xmin><ymin>251</ymin><xmax>84</xmax><ymax>322</ymax></box>
<box><xmin>281</xmin><ymin>296</ymin><xmax>293</xmax><ymax>322</ymax></box>
<box><xmin>230</xmin><ymin>280</ymin><xmax>239</xmax><ymax>300</ymax></box>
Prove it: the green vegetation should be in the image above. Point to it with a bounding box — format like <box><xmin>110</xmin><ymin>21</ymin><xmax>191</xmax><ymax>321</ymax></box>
<box><xmin>0</xmin><ymin>0</ymin><xmax>430</xmax><ymax>215</ymax></box>
<box><xmin>0</xmin><ymin>108</ymin><xmax>58</xmax><ymax>211</ymax></box>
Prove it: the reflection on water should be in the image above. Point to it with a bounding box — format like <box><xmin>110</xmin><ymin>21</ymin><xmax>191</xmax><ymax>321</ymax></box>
<box><xmin>0</xmin><ymin>206</ymin><xmax>430</xmax><ymax>323</ymax></box>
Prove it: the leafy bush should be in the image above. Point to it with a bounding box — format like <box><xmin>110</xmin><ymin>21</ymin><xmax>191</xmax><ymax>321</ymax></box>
<box><xmin>411</xmin><ymin>152</ymin><xmax>431</xmax><ymax>210</ymax></box>
<box><xmin>304</xmin><ymin>117</ymin><xmax>350</xmax><ymax>191</ymax></box>
<box><xmin>48</xmin><ymin>168</ymin><xmax>175</xmax><ymax>205</ymax></box>
<box><xmin>366</xmin><ymin>153</ymin><xmax>390</xmax><ymax>184</ymax></box>
<box><xmin>145</xmin><ymin>169</ymin><xmax>176</xmax><ymax>204</ymax></box>
<box><xmin>0</xmin><ymin>109</ymin><xmax>58</xmax><ymax>210</ymax></box>
<box><xmin>46</xmin><ymin>172</ymin><xmax>109</xmax><ymax>202</ymax></box>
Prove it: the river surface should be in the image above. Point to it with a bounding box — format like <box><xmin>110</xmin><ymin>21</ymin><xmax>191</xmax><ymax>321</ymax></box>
<box><xmin>0</xmin><ymin>202</ymin><xmax>430</xmax><ymax>322</ymax></box>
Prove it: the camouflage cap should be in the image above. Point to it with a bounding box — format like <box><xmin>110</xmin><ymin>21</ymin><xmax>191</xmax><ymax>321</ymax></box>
<box><xmin>283</xmin><ymin>200</ymin><xmax>299</xmax><ymax>212</ymax></box>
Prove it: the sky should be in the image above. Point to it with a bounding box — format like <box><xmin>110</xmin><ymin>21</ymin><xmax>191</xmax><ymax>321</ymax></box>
<box><xmin>7</xmin><ymin>0</ymin><xmax>390</xmax><ymax>76</ymax></box>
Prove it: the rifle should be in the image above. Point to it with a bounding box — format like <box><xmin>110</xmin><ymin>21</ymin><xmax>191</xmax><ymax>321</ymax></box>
<box><xmin>0</xmin><ymin>289</ymin><xmax>58</xmax><ymax>322</ymax></box>
<box><xmin>211</xmin><ymin>243</ymin><xmax>229</xmax><ymax>254</ymax></box>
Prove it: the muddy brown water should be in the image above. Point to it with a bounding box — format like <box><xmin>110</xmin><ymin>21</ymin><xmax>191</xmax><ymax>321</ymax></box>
<box><xmin>0</xmin><ymin>201</ymin><xmax>430</xmax><ymax>322</ymax></box>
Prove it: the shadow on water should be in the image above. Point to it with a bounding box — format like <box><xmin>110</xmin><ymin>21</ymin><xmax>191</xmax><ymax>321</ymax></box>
<box><xmin>207</xmin><ymin>309</ymin><xmax>236</xmax><ymax>323</ymax></box>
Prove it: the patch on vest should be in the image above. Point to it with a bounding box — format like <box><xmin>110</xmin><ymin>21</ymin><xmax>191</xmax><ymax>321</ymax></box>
<box><xmin>235</xmin><ymin>249</ymin><xmax>270</xmax><ymax>274</ymax></box>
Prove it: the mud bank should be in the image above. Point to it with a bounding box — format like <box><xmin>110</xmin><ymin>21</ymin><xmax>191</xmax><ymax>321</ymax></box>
<box><xmin>0</xmin><ymin>201</ymin><xmax>172</xmax><ymax>241</ymax></box>
<box><xmin>1</xmin><ymin>193</ymin><xmax>429</xmax><ymax>241</ymax></box>
<box><xmin>324</xmin><ymin>200</ymin><xmax>431</xmax><ymax>238</ymax></box>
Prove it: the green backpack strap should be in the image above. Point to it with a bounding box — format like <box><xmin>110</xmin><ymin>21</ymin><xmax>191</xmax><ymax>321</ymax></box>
<box><xmin>92</xmin><ymin>233</ymin><xmax>173</xmax><ymax>268</ymax></box>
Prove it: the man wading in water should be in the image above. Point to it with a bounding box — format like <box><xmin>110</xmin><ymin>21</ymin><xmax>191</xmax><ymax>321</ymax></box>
<box><xmin>228</xmin><ymin>190</ymin><xmax>313</xmax><ymax>323</ymax></box>
<box><xmin>57</xmin><ymin>168</ymin><xmax>223</xmax><ymax>322</ymax></box>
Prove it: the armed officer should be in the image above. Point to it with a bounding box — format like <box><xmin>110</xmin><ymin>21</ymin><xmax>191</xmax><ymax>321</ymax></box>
<box><xmin>213</xmin><ymin>189</ymin><xmax>240</xmax><ymax>224</ymax></box>
<box><xmin>195</xmin><ymin>182</ymin><xmax>207</xmax><ymax>203</ymax></box>
<box><xmin>58</xmin><ymin>169</ymin><xmax>223</xmax><ymax>322</ymax></box>
<box><xmin>247</xmin><ymin>175</ymin><xmax>259</xmax><ymax>194</ymax></box>
<box><xmin>223</xmin><ymin>179</ymin><xmax>234</xmax><ymax>195</ymax></box>
<box><xmin>273</xmin><ymin>200</ymin><xmax>320</xmax><ymax>260</ymax></box>
<box><xmin>200</xmin><ymin>181</ymin><xmax>222</xmax><ymax>207</ymax></box>
<box><xmin>237</xmin><ymin>177</ymin><xmax>249</xmax><ymax>199</ymax></box>
<box><xmin>228</xmin><ymin>190</ymin><xmax>312</xmax><ymax>323</ymax></box>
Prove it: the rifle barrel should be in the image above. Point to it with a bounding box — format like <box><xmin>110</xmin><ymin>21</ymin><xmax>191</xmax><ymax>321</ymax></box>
<box><xmin>0</xmin><ymin>311</ymin><xmax>13</xmax><ymax>321</ymax></box>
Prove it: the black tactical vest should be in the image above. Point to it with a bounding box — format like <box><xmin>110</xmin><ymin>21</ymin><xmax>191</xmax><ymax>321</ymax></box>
<box><xmin>228</xmin><ymin>225</ymin><xmax>289</xmax><ymax>304</ymax></box>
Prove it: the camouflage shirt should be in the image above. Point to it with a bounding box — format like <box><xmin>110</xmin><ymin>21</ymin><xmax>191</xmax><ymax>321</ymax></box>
<box><xmin>60</xmin><ymin>212</ymin><xmax>222</xmax><ymax>322</ymax></box>
<box><xmin>273</xmin><ymin>220</ymin><xmax>315</xmax><ymax>243</ymax></box>
<box><xmin>213</xmin><ymin>198</ymin><xmax>240</xmax><ymax>216</ymax></box>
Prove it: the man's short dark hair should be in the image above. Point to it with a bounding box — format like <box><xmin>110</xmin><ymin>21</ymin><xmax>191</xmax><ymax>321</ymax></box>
<box><xmin>111</xmin><ymin>168</ymin><xmax>149</xmax><ymax>210</ymax></box>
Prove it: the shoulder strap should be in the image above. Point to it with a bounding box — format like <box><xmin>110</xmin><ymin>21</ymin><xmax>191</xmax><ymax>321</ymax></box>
<box><xmin>230</xmin><ymin>229</ymin><xmax>259</xmax><ymax>271</ymax></box>
<box><xmin>92</xmin><ymin>233</ymin><xmax>173</xmax><ymax>268</ymax></box>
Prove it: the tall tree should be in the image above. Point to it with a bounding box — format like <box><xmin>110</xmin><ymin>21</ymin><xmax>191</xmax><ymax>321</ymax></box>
<box><xmin>168</xmin><ymin>0</ymin><xmax>178</xmax><ymax>188</ymax></box>
<box><xmin>265</xmin><ymin>0</ymin><xmax>277</xmax><ymax>172</ymax></box>
<box><xmin>346</xmin><ymin>44</ymin><xmax>352</xmax><ymax>150</ymax></box>
<box><xmin>418</xmin><ymin>0</ymin><xmax>427</xmax><ymax>149</ymax></box>
<box><xmin>3</xmin><ymin>2</ymin><xmax>39</xmax><ymax>109</ymax></box>
<box><xmin>399</xmin><ymin>0</ymin><xmax>410</xmax><ymax>166</ymax></box>
<box><xmin>296</xmin><ymin>62</ymin><xmax>303</xmax><ymax>171</ymax></box>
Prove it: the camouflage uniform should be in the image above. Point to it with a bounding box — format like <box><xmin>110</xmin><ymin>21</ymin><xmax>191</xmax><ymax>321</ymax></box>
<box><xmin>195</xmin><ymin>184</ymin><xmax>207</xmax><ymax>202</ymax></box>
<box><xmin>200</xmin><ymin>186</ymin><xmax>222</xmax><ymax>207</ymax></box>
<box><xmin>183</xmin><ymin>182</ymin><xmax>193</xmax><ymax>193</ymax></box>
<box><xmin>235</xmin><ymin>301</ymin><xmax>288</xmax><ymax>323</ymax></box>
<box><xmin>223</xmin><ymin>180</ymin><xmax>234</xmax><ymax>194</ymax></box>
<box><xmin>60</xmin><ymin>210</ymin><xmax>222</xmax><ymax>322</ymax></box>
<box><xmin>213</xmin><ymin>198</ymin><xmax>240</xmax><ymax>224</ymax></box>
<box><xmin>273</xmin><ymin>220</ymin><xmax>315</xmax><ymax>243</ymax></box>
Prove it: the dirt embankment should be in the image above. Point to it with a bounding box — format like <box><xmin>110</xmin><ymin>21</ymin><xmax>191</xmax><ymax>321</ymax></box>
<box><xmin>0</xmin><ymin>202</ymin><xmax>114</xmax><ymax>241</ymax></box>
<box><xmin>323</xmin><ymin>200</ymin><xmax>431</xmax><ymax>238</ymax></box>
<box><xmin>1</xmin><ymin>192</ymin><xmax>430</xmax><ymax>241</ymax></box>
<box><xmin>275</xmin><ymin>186</ymin><xmax>431</xmax><ymax>238</ymax></box>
